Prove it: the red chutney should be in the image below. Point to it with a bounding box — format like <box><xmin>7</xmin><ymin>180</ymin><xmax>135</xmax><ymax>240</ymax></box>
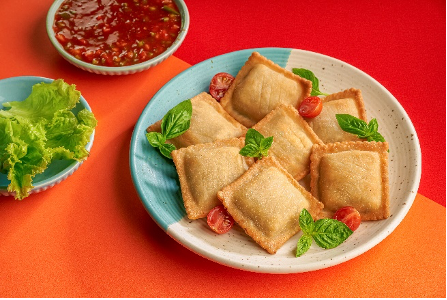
<box><xmin>53</xmin><ymin>0</ymin><xmax>181</xmax><ymax>67</ymax></box>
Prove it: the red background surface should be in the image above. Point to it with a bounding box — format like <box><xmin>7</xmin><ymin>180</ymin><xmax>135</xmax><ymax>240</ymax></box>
<box><xmin>174</xmin><ymin>0</ymin><xmax>446</xmax><ymax>207</ymax></box>
<box><xmin>0</xmin><ymin>0</ymin><xmax>445</xmax><ymax>297</ymax></box>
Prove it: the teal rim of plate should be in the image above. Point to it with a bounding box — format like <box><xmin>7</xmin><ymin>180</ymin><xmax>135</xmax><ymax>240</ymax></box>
<box><xmin>129</xmin><ymin>47</ymin><xmax>293</xmax><ymax>231</ymax></box>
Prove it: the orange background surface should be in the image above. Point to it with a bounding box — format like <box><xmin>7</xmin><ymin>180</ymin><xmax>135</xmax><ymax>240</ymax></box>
<box><xmin>0</xmin><ymin>0</ymin><xmax>445</xmax><ymax>298</ymax></box>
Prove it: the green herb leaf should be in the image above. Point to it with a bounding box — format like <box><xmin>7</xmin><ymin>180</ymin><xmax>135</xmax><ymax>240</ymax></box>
<box><xmin>312</xmin><ymin>219</ymin><xmax>353</xmax><ymax>249</ymax></box>
<box><xmin>292</xmin><ymin>68</ymin><xmax>329</xmax><ymax>96</ymax></box>
<box><xmin>368</xmin><ymin>118</ymin><xmax>379</xmax><ymax>133</ymax></box>
<box><xmin>245</xmin><ymin>128</ymin><xmax>264</xmax><ymax>146</ymax></box>
<box><xmin>368</xmin><ymin>131</ymin><xmax>386</xmax><ymax>142</ymax></box>
<box><xmin>147</xmin><ymin>99</ymin><xmax>192</xmax><ymax>159</ymax></box>
<box><xmin>259</xmin><ymin>136</ymin><xmax>273</xmax><ymax>157</ymax></box>
<box><xmin>146</xmin><ymin>132</ymin><xmax>166</xmax><ymax>148</ymax></box>
<box><xmin>162</xmin><ymin>5</ymin><xmax>180</xmax><ymax>15</ymax></box>
<box><xmin>336</xmin><ymin>114</ymin><xmax>386</xmax><ymax>143</ymax></box>
<box><xmin>295</xmin><ymin>209</ymin><xmax>353</xmax><ymax>257</ymax></box>
<box><xmin>238</xmin><ymin>144</ymin><xmax>259</xmax><ymax>157</ymax></box>
<box><xmin>298</xmin><ymin>208</ymin><xmax>315</xmax><ymax>234</ymax></box>
<box><xmin>239</xmin><ymin>128</ymin><xmax>273</xmax><ymax>159</ymax></box>
<box><xmin>159</xmin><ymin>143</ymin><xmax>176</xmax><ymax>159</ymax></box>
<box><xmin>335</xmin><ymin>114</ymin><xmax>368</xmax><ymax>135</ymax></box>
<box><xmin>296</xmin><ymin>234</ymin><xmax>313</xmax><ymax>257</ymax></box>
<box><xmin>161</xmin><ymin>99</ymin><xmax>192</xmax><ymax>140</ymax></box>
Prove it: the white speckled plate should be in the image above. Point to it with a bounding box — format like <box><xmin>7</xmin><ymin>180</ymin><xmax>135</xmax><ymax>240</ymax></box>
<box><xmin>129</xmin><ymin>48</ymin><xmax>421</xmax><ymax>273</ymax></box>
<box><xmin>0</xmin><ymin>76</ymin><xmax>95</xmax><ymax>197</ymax></box>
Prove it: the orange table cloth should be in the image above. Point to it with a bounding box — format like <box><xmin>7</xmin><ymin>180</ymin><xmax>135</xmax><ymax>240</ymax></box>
<box><xmin>0</xmin><ymin>0</ymin><xmax>445</xmax><ymax>298</ymax></box>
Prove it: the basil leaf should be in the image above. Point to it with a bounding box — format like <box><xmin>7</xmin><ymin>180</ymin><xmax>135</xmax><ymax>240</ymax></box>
<box><xmin>298</xmin><ymin>208</ymin><xmax>315</xmax><ymax>234</ymax></box>
<box><xmin>146</xmin><ymin>132</ymin><xmax>166</xmax><ymax>148</ymax></box>
<box><xmin>239</xmin><ymin>144</ymin><xmax>260</xmax><ymax>157</ymax></box>
<box><xmin>336</xmin><ymin>114</ymin><xmax>369</xmax><ymax>135</ymax></box>
<box><xmin>260</xmin><ymin>136</ymin><xmax>273</xmax><ymax>157</ymax></box>
<box><xmin>292</xmin><ymin>68</ymin><xmax>328</xmax><ymax>96</ymax></box>
<box><xmin>368</xmin><ymin>131</ymin><xmax>386</xmax><ymax>142</ymax></box>
<box><xmin>161</xmin><ymin>99</ymin><xmax>192</xmax><ymax>139</ymax></box>
<box><xmin>312</xmin><ymin>219</ymin><xmax>353</xmax><ymax>249</ymax></box>
<box><xmin>367</xmin><ymin>119</ymin><xmax>386</xmax><ymax>142</ymax></box>
<box><xmin>336</xmin><ymin>114</ymin><xmax>386</xmax><ymax>144</ymax></box>
<box><xmin>240</xmin><ymin>129</ymin><xmax>273</xmax><ymax>159</ymax></box>
<box><xmin>245</xmin><ymin>128</ymin><xmax>264</xmax><ymax>146</ymax></box>
<box><xmin>260</xmin><ymin>148</ymin><xmax>269</xmax><ymax>158</ymax></box>
<box><xmin>296</xmin><ymin>234</ymin><xmax>313</xmax><ymax>257</ymax></box>
<box><xmin>146</xmin><ymin>99</ymin><xmax>192</xmax><ymax>160</ymax></box>
<box><xmin>159</xmin><ymin>143</ymin><xmax>176</xmax><ymax>159</ymax></box>
<box><xmin>295</xmin><ymin>209</ymin><xmax>354</xmax><ymax>257</ymax></box>
<box><xmin>368</xmin><ymin>118</ymin><xmax>379</xmax><ymax>133</ymax></box>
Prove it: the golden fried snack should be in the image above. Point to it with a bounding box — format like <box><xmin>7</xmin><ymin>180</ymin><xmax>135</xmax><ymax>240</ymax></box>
<box><xmin>172</xmin><ymin>138</ymin><xmax>253</xmax><ymax>219</ymax></box>
<box><xmin>252</xmin><ymin>104</ymin><xmax>323</xmax><ymax>181</ymax></box>
<box><xmin>220</xmin><ymin>52</ymin><xmax>312</xmax><ymax>127</ymax></box>
<box><xmin>306</xmin><ymin>88</ymin><xmax>367</xmax><ymax>143</ymax></box>
<box><xmin>310</xmin><ymin>141</ymin><xmax>390</xmax><ymax>220</ymax></box>
<box><xmin>147</xmin><ymin>92</ymin><xmax>247</xmax><ymax>149</ymax></box>
<box><xmin>217</xmin><ymin>156</ymin><xmax>323</xmax><ymax>254</ymax></box>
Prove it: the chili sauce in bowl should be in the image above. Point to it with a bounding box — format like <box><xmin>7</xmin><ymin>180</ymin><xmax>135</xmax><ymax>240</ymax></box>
<box><xmin>46</xmin><ymin>0</ymin><xmax>189</xmax><ymax>75</ymax></box>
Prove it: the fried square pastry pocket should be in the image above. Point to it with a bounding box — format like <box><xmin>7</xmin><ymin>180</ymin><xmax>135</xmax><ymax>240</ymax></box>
<box><xmin>172</xmin><ymin>138</ymin><xmax>254</xmax><ymax>220</ymax></box>
<box><xmin>310</xmin><ymin>141</ymin><xmax>390</xmax><ymax>220</ymax></box>
<box><xmin>217</xmin><ymin>156</ymin><xmax>323</xmax><ymax>254</ymax></box>
<box><xmin>306</xmin><ymin>88</ymin><xmax>367</xmax><ymax>143</ymax></box>
<box><xmin>220</xmin><ymin>52</ymin><xmax>312</xmax><ymax>127</ymax></box>
<box><xmin>252</xmin><ymin>104</ymin><xmax>323</xmax><ymax>181</ymax></box>
<box><xmin>147</xmin><ymin>92</ymin><xmax>247</xmax><ymax>149</ymax></box>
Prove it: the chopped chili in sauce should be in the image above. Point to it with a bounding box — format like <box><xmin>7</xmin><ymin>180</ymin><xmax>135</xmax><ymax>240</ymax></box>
<box><xmin>53</xmin><ymin>0</ymin><xmax>181</xmax><ymax>67</ymax></box>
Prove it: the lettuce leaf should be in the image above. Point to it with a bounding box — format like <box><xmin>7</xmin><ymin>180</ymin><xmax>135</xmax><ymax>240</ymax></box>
<box><xmin>0</xmin><ymin>79</ymin><xmax>80</xmax><ymax>121</ymax></box>
<box><xmin>0</xmin><ymin>79</ymin><xmax>97</xmax><ymax>200</ymax></box>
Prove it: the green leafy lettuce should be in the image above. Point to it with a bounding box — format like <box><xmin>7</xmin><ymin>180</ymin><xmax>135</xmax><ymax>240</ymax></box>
<box><xmin>0</xmin><ymin>79</ymin><xmax>97</xmax><ymax>200</ymax></box>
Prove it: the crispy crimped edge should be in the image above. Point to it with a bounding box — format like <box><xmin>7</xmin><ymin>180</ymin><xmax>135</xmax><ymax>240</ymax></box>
<box><xmin>252</xmin><ymin>104</ymin><xmax>323</xmax><ymax>181</ymax></box>
<box><xmin>220</xmin><ymin>51</ymin><xmax>313</xmax><ymax>127</ymax></box>
<box><xmin>146</xmin><ymin>92</ymin><xmax>247</xmax><ymax>148</ymax></box>
<box><xmin>217</xmin><ymin>156</ymin><xmax>324</xmax><ymax>254</ymax></box>
<box><xmin>172</xmin><ymin>137</ymin><xmax>254</xmax><ymax>220</ymax></box>
<box><xmin>197</xmin><ymin>91</ymin><xmax>248</xmax><ymax>133</ymax></box>
<box><xmin>309</xmin><ymin>141</ymin><xmax>390</xmax><ymax>220</ymax></box>
<box><xmin>322</xmin><ymin>87</ymin><xmax>367</xmax><ymax>121</ymax></box>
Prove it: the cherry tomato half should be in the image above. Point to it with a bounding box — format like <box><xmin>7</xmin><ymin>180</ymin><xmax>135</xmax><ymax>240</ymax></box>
<box><xmin>333</xmin><ymin>206</ymin><xmax>361</xmax><ymax>231</ymax></box>
<box><xmin>209</xmin><ymin>72</ymin><xmax>235</xmax><ymax>101</ymax></box>
<box><xmin>298</xmin><ymin>96</ymin><xmax>323</xmax><ymax>118</ymax></box>
<box><xmin>207</xmin><ymin>205</ymin><xmax>234</xmax><ymax>234</ymax></box>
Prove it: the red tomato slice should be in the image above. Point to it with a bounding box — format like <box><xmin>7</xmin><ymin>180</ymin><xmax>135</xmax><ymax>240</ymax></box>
<box><xmin>207</xmin><ymin>205</ymin><xmax>234</xmax><ymax>234</ymax></box>
<box><xmin>209</xmin><ymin>72</ymin><xmax>235</xmax><ymax>101</ymax></box>
<box><xmin>298</xmin><ymin>96</ymin><xmax>323</xmax><ymax>118</ymax></box>
<box><xmin>333</xmin><ymin>206</ymin><xmax>361</xmax><ymax>231</ymax></box>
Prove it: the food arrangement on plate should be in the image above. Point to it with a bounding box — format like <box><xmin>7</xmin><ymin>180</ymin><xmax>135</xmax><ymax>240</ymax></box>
<box><xmin>145</xmin><ymin>51</ymin><xmax>390</xmax><ymax>256</ymax></box>
<box><xmin>0</xmin><ymin>0</ymin><xmax>423</xmax><ymax>276</ymax></box>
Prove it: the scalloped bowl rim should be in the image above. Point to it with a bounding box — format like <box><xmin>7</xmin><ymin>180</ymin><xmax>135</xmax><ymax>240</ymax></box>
<box><xmin>45</xmin><ymin>0</ymin><xmax>190</xmax><ymax>75</ymax></box>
